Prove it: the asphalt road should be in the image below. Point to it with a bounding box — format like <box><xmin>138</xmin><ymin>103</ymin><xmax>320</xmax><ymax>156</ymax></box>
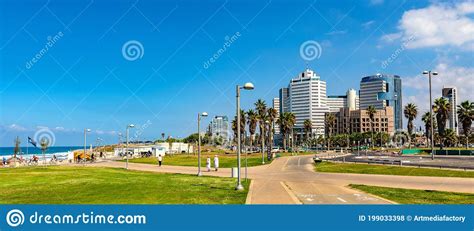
<box><xmin>333</xmin><ymin>153</ymin><xmax>474</xmax><ymax>169</ymax></box>
<box><xmin>91</xmin><ymin>155</ymin><xmax>474</xmax><ymax>204</ymax></box>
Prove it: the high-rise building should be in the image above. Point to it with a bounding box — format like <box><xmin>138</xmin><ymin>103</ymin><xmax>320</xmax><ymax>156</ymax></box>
<box><xmin>279</xmin><ymin>87</ymin><xmax>290</xmax><ymax>115</ymax></box>
<box><xmin>442</xmin><ymin>87</ymin><xmax>459</xmax><ymax>135</ymax></box>
<box><xmin>360</xmin><ymin>74</ymin><xmax>402</xmax><ymax>130</ymax></box>
<box><xmin>209</xmin><ymin>116</ymin><xmax>229</xmax><ymax>144</ymax></box>
<box><xmin>327</xmin><ymin>88</ymin><xmax>360</xmax><ymax>112</ymax></box>
<box><xmin>272</xmin><ymin>97</ymin><xmax>281</xmax><ymax>134</ymax></box>
<box><xmin>289</xmin><ymin>68</ymin><xmax>329</xmax><ymax>136</ymax></box>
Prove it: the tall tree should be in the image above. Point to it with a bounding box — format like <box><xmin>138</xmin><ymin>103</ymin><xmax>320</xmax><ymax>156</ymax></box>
<box><xmin>303</xmin><ymin>119</ymin><xmax>312</xmax><ymax>142</ymax></box>
<box><xmin>255</xmin><ymin>99</ymin><xmax>267</xmax><ymax>153</ymax></box>
<box><xmin>433</xmin><ymin>97</ymin><xmax>450</xmax><ymax>145</ymax></box>
<box><xmin>278</xmin><ymin>112</ymin><xmax>295</xmax><ymax>150</ymax></box>
<box><xmin>457</xmin><ymin>100</ymin><xmax>474</xmax><ymax>148</ymax></box>
<box><xmin>267</xmin><ymin>108</ymin><xmax>278</xmax><ymax>149</ymax></box>
<box><xmin>325</xmin><ymin>113</ymin><xmax>336</xmax><ymax>150</ymax></box>
<box><xmin>366</xmin><ymin>105</ymin><xmax>377</xmax><ymax>148</ymax></box>
<box><xmin>421</xmin><ymin>112</ymin><xmax>435</xmax><ymax>147</ymax></box>
<box><xmin>231</xmin><ymin>118</ymin><xmax>238</xmax><ymax>144</ymax></box>
<box><xmin>404</xmin><ymin>103</ymin><xmax>418</xmax><ymax>148</ymax></box>
<box><xmin>246</xmin><ymin>109</ymin><xmax>258</xmax><ymax>148</ymax></box>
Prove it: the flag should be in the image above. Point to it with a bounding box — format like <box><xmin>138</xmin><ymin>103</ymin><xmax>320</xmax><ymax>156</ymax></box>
<box><xmin>28</xmin><ymin>137</ymin><xmax>37</xmax><ymax>147</ymax></box>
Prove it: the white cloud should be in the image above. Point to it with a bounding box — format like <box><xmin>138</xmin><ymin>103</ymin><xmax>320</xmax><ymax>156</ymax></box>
<box><xmin>7</xmin><ymin>124</ymin><xmax>27</xmax><ymax>131</ymax></box>
<box><xmin>362</xmin><ymin>20</ymin><xmax>375</xmax><ymax>29</ymax></box>
<box><xmin>381</xmin><ymin>32</ymin><xmax>402</xmax><ymax>43</ymax></box>
<box><xmin>388</xmin><ymin>1</ymin><xmax>474</xmax><ymax>50</ymax></box>
<box><xmin>403</xmin><ymin>62</ymin><xmax>474</xmax><ymax>127</ymax></box>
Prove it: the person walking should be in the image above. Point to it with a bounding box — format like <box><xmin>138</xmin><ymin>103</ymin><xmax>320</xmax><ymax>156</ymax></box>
<box><xmin>213</xmin><ymin>155</ymin><xmax>219</xmax><ymax>171</ymax></box>
<box><xmin>206</xmin><ymin>157</ymin><xmax>211</xmax><ymax>172</ymax></box>
<box><xmin>157</xmin><ymin>154</ymin><xmax>163</xmax><ymax>167</ymax></box>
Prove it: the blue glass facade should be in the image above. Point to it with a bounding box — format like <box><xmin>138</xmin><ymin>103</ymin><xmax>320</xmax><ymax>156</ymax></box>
<box><xmin>360</xmin><ymin>74</ymin><xmax>402</xmax><ymax>130</ymax></box>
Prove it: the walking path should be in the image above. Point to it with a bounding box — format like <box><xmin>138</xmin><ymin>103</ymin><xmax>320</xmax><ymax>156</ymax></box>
<box><xmin>90</xmin><ymin>155</ymin><xmax>474</xmax><ymax>204</ymax></box>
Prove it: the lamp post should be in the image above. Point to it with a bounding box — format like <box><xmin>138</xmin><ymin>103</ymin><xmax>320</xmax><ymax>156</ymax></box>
<box><xmin>236</xmin><ymin>82</ymin><xmax>254</xmax><ymax>191</ymax></box>
<box><xmin>423</xmin><ymin>70</ymin><xmax>438</xmax><ymax>160</ymax></box>
<box><xmin>126</xmin><ymin>124</ymin><xmax>135</xmax><ymax>169</ymax></box>
<box><xmin>83</xmin><ymin>128</ymin><xmax>91</xmax><ymax>166</ymax></box>
<box><xmin>197</xmin><ymin>112</ymin><xmax>208</xmax><ymax>176</ymax></box>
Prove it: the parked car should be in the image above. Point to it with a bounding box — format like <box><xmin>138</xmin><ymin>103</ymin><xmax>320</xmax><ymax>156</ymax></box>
<box><xmin>313</xmin><ymin>155</ymin><xmax>322</xmax><ymax>163</ymax></box>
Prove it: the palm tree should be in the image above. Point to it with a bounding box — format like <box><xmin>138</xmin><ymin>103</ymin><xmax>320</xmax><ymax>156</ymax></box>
<box><xmin>421</xmin><ymin>112</ymin><xmax>435</xmax><ymax>147</ymax></box>
<box><xmin>239</xmin><ymin>109</ymin><xmax>246</xmax><ymax>148</ymax></box>
<box><xmin>267</xmin><ymin>108</ymin><xmax>278</xmax><ymax>150</ymax></box>
<box><xmin>255</xmin><ymin>99</ymin><xmax>267</xmax><ymax>153</ymax></box>
<box><xmin>433</xmin><ymin>97</ymin><xmax>450</xmax><ymax>146</ymax></box>
<box><xmin>404</xmin><ymin>103</ymin><xmax>418</xmax><ymax>148</ymax></box>
<box><xmin>366</xmin><ymin>105</ymin><xmax>377</xmax><ymax>148</ymax></box>
<box><xmin>325</xmin><ymin>113</ymin><xmax>336</xmax><ymax>150</ymax></box>
<box><xmin>443</xmin><ymin>129</ymin><xmax>457</xmax><ymax>147</ymax></box>
<box><xmin>231</xmin><ymin>117</ymin><xmax>238</xmax><ymax>143</ymax></box>
<box><xmin>457</xmin><ymin>100</ymin><xmax>474</xmax><ymax>148</ymax></box>
<box><xmin>303</xmin><ymin>119</ymin><xmax>312</xmax><ymax>142</ymax></box>
<box><xmin>246</xmin><ymin>109</ymin><xmax>258</xmax><ymax>148</ymax></box>
<box><xmin>278</xmin><ymin>112</ymin><xmax>295</xmax><ymax>150</ymax></box>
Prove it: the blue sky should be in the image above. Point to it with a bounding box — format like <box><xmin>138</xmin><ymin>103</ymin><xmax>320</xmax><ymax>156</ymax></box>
<box><xmin>1</xmin><ymin>0</ymin><xmax>473</xmax><ymax>146</ymax></box>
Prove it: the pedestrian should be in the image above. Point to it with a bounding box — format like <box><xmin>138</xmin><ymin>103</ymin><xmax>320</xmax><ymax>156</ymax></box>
<box><xmin>2</xmin><ymin>156</ymin><xmax>6</xmax><ymax>166</ymax></box>
<box><xmin>157</xmin><ymin>154</ymin><xmax>163</xmax><ymax>167</ymax></box>
<box><xmin>214</xmin><ymin>155</ymin><xmax>219</xmax><ymax>171</ymax></box>
<box><xmin>206</xmin><ymin>157</ymin><xmax>211</xmax><ymax>172</ymax></box>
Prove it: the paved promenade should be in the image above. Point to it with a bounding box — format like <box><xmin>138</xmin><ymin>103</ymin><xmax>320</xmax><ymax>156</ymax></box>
<box><xmin>91</xmin><ymin>155</ymin><xmax>474</xmax><ymax>204</ymax></box>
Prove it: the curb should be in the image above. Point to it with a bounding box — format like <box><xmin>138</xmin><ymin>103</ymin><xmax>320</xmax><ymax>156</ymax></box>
<box><xmin>245</xmin><ymin>180</ymin><xmax>254</xmax><ymax>204</ymax></box>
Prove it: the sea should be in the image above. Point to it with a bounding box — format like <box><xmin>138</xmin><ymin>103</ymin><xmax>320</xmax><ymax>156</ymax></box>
<box><xmin>0</xmin><ymin>146</ymin><xmax>84</xmax><ymax>156</ymax></box>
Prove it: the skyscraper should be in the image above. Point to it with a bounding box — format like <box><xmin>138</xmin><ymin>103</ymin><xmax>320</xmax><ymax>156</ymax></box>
<box><xmin>279</xmin><ymin>87</ymin><xmax>290</xmax><ymax>115</ymax></box>
<box><xmin>442</xmin><ymin>87</ymin><xmax>459</xmax><ymax>135</ymax></box>
<box><xmin>272</xmin><ymin>97</ymin><xmax>281</xmax><ymax>134</ymax></box>
<box><xmin>360</xmin><ymin>74</ymin><xmax>402</xmax><ymax>130</ymax></box>
<box><xmin>209</xmin><ymin>116</ymin><xmax>230</xmax><ymax>144</ymax></box>
<box><xmin>289</xmin><ymin>68</ymin><xmax>329</xmax><ymax>136</ymax></box>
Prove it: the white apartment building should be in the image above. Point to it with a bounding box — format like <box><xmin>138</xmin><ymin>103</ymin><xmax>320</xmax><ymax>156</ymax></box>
<box><xmin>442</xmin><ymin>87</ymin><xmax>459</xmax><ymax>135</ymax></box>
<box><xmin>272</xmin><ymin>97</ymin><xmax>281</xmax><ymax>134</ymax></box>
<box><xmin>289</xmin><ymin>68</ymin><xmax>328</xmax><ymax>136</ymax></box>
<box><xmin>209</xmin><ymin>115</ymin><xmax>230</xmax><ymax>144</ymax></box>
<box><xmin>327</xmin><ymin>88</ymin><xmax>359</xmax><ymax>112</ymax></box>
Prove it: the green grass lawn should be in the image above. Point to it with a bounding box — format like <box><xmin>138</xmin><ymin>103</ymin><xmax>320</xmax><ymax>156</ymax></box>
<box><xmin>125</xmin><ymin>153</ymin><xmax>272</xmax><ymax>168</ymax></box>
<box><xmin>0</xmin><ymin>167</ymin><xmax>249</xmax><ymax>204</ymax></box>
<box><xmin>315</xmin><ymin>161</ymin><xmax>474</xmax><ymax>178</ymax></box>
<box><xmin>350</xmin><ymin>184</ymin><xmax>474</xmax><ymax>204</ymax></box>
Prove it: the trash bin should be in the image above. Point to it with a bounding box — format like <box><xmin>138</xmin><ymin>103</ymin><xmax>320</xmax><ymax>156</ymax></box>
<box><xmin>231</xmin><ymin>167</ymin><xmax>238</xmax><ymax>178</ymax></box>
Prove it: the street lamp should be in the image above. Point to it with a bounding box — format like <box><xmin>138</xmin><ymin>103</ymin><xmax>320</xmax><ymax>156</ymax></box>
<box><xmin>197</xmin><ymin>112</ymin><xmax>208</xmax><ymax>176</ymax></box>
<box><xmin>126</xmin><ymin>124</ymin><xmax>135</xmax><ymax>169</ymax></box>
<box><xmin>83</xmin><ymin>128</ymin><xmax>91</xmax><ymax>166</ymax></box>
<box><xmin>236</xmin><ymin>82</ymin><xmax>254</xmax><ymax>190</ymax></box>
<box><xmin>423</xmin><ymin>70</ymin><xmax>438</xmax><ymax>160</ymax></box>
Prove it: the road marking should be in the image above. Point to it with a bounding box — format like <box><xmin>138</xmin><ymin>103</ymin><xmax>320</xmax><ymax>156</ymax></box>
<box><xmin>337</xmin><ymin>197</ymin><xmax>347</xmax><ymax>203</ymax></box>
<box><xmin>280</xmin><ymin>182</ymin><xmax>303</xmax><ymax>204</ymax></box>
